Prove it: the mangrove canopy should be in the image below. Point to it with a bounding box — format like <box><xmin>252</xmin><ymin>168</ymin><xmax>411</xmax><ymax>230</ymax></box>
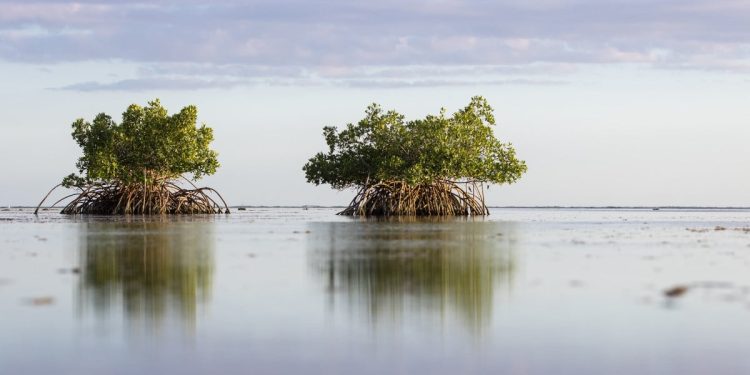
<box><xmin>303</xmin><ymin>96</ymin><xmax>526</xmax><ymax>216</ymax></box>
<box><xmin>36</xmin><ymin>99</ymin><xmax>229</xmax><ymax>214</ymax></box>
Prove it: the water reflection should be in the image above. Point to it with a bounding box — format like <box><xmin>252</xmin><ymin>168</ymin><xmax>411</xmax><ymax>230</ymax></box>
<box><xmin>76</xmin><ymin>221</ymin><xmax>215</xmax><ymax>333</ymax></box>
<box><xmin>308</xmin><ymin>220</ymin><xmax>517</xmax><ymax>333</ymax></box>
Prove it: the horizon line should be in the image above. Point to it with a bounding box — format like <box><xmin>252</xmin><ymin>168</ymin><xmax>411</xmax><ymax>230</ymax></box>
<box><xmin>12</xmin><ymin>205</ymin><xmax>750</xmax><ymax>210</ymax></box>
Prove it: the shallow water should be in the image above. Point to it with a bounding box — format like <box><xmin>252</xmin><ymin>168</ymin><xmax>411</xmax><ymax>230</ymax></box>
<box><xmin>2</xmin><ymin>208</ymin><xmax>750</xmax><ymax>374</ymax></box>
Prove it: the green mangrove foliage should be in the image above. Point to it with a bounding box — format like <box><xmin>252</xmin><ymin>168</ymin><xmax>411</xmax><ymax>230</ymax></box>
<box><xmin>303</xmin><ymin>96</ymin><xmax>527</xmax><ymax>216</ymax></box>
<box><xmin>36</xmin><ymin>100</ymin><xmax>229</xmax><ymax>214</ymax></box>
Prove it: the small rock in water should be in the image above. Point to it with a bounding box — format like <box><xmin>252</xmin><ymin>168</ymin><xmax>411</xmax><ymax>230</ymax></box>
<box><xmin>664</xmin><ymin>286</ymin><xmax>689</xmax><ymax>298</ymax></box>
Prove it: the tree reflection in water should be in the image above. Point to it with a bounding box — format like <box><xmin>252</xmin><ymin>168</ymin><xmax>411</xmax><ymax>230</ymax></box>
<box><xmin>76</xmin><ymin>220</ymin><xmax>214</xmax><ymax>333</ymax></box>
<box><xmin>308</xmin><ymin>218</ymin><xmax>516</xmax><ymax>333</ymax></box>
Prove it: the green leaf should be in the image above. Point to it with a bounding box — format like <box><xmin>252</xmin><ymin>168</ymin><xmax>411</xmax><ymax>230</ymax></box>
<box><xmin>303</xmin><ymin>96</ymin><xmax>527</xmax><ymax>190</ymax></box>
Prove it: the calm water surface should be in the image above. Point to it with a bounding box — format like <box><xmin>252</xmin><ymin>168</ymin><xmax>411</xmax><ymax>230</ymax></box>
<box><xmin>2</xmin><ymin>208</ymin><xmax>750</xmax><ymax>374</ymax></box>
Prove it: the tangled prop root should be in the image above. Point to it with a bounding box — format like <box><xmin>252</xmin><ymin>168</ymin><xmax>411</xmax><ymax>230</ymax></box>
<box><xmin>338</xmin><ymin>180</ymin><xmax>489</xmax><ymax>216</ymax></box>
<box><xmin>35</xmin><ymin>181</ymin><xmax>230</xmax><ymax>215</ymax></box>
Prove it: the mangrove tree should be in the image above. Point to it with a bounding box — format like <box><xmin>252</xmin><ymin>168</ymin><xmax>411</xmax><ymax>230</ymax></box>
<box><xmin>303</xmin><ymin>96</ymin><xmax>526</xmax><ymax>216</ymax></box>
<box><xmin>36</xmin><ymin>99</ymin><xmax>229</xmax><ymax>214</ymax></box>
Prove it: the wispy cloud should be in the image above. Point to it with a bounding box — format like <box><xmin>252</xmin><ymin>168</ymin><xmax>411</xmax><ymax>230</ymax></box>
<box><xmin>55</xmin><ymin>78</ymin><xmax>248</xmax><ymax>91</ymax></box>
<box><xmin>6</xmin><ymin>0</ymin><xmax>750</xmax><ymax>89</ymax></box>
<box><xmin>344</xmin><ymin>78</ymin><xmax>566</xmax><ymax>89</ymax></box>
<box><xmin>54</xmin><ymin>74</ymin><xmax>566</xmax><ymax>91</ymax></box>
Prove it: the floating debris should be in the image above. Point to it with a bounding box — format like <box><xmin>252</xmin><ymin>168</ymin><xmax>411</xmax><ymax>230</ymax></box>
<box><xmin>26</xmin><ymin>296</ymin><xmax>55</xmax><ymax>306</ymax></box>
<box><xmin>686</xmin><ymin>228</ymin><xmax>709</xmax><ymax>233</ymax></box>
<box><xmin>664</xmin><ymin>286</ymin><xmax>689</xmax><ymax>298</ymax></box>
<box><xmin>663</xmin><ymin>282</ymin><xmax>737</xmax><ymax>299</ymax></box>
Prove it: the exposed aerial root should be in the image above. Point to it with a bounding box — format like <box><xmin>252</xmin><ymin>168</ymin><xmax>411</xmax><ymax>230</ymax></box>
<box><xmin>35</xmin><ymin>181</ymin><xmax>230</xmax><ymax>215</ymax></box>
<box><xmin>338</xmin><ymin>180</ymin><xmax>488</xmax><ymax>216</ymax></box>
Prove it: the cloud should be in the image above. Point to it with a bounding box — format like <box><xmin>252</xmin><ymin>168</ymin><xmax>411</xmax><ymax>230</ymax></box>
<box><xmin>54</xmin><ymin>74</ymin><xmax>567</xmax><ymax>91</ymax></box>
<box><xmin>55</xmin><ymin>78</ymin><xmax>248</xmax><ymax>91</ymax></box>
<box><xmin>344</xmin><ymin>78</ymin><xmax>567</xmax><ymax>88</ymax></box>
<box><xmin>5</xmin><ymin>0</ymin><xmax>750</xmax><ymax>89</ymax></box>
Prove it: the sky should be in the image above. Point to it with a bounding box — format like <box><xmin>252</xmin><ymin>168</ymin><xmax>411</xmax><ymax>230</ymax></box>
<box><xmin>1</xmin><ymin>0</ymin><xmax>750</xmax><ymax>207</ymax></box>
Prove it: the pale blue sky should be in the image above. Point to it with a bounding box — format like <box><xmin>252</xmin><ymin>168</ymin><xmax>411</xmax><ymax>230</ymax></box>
<box><xmin>1</xmin><ymin>1</ymin><xmax>750</xmax><ymax>206</ymax></box>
